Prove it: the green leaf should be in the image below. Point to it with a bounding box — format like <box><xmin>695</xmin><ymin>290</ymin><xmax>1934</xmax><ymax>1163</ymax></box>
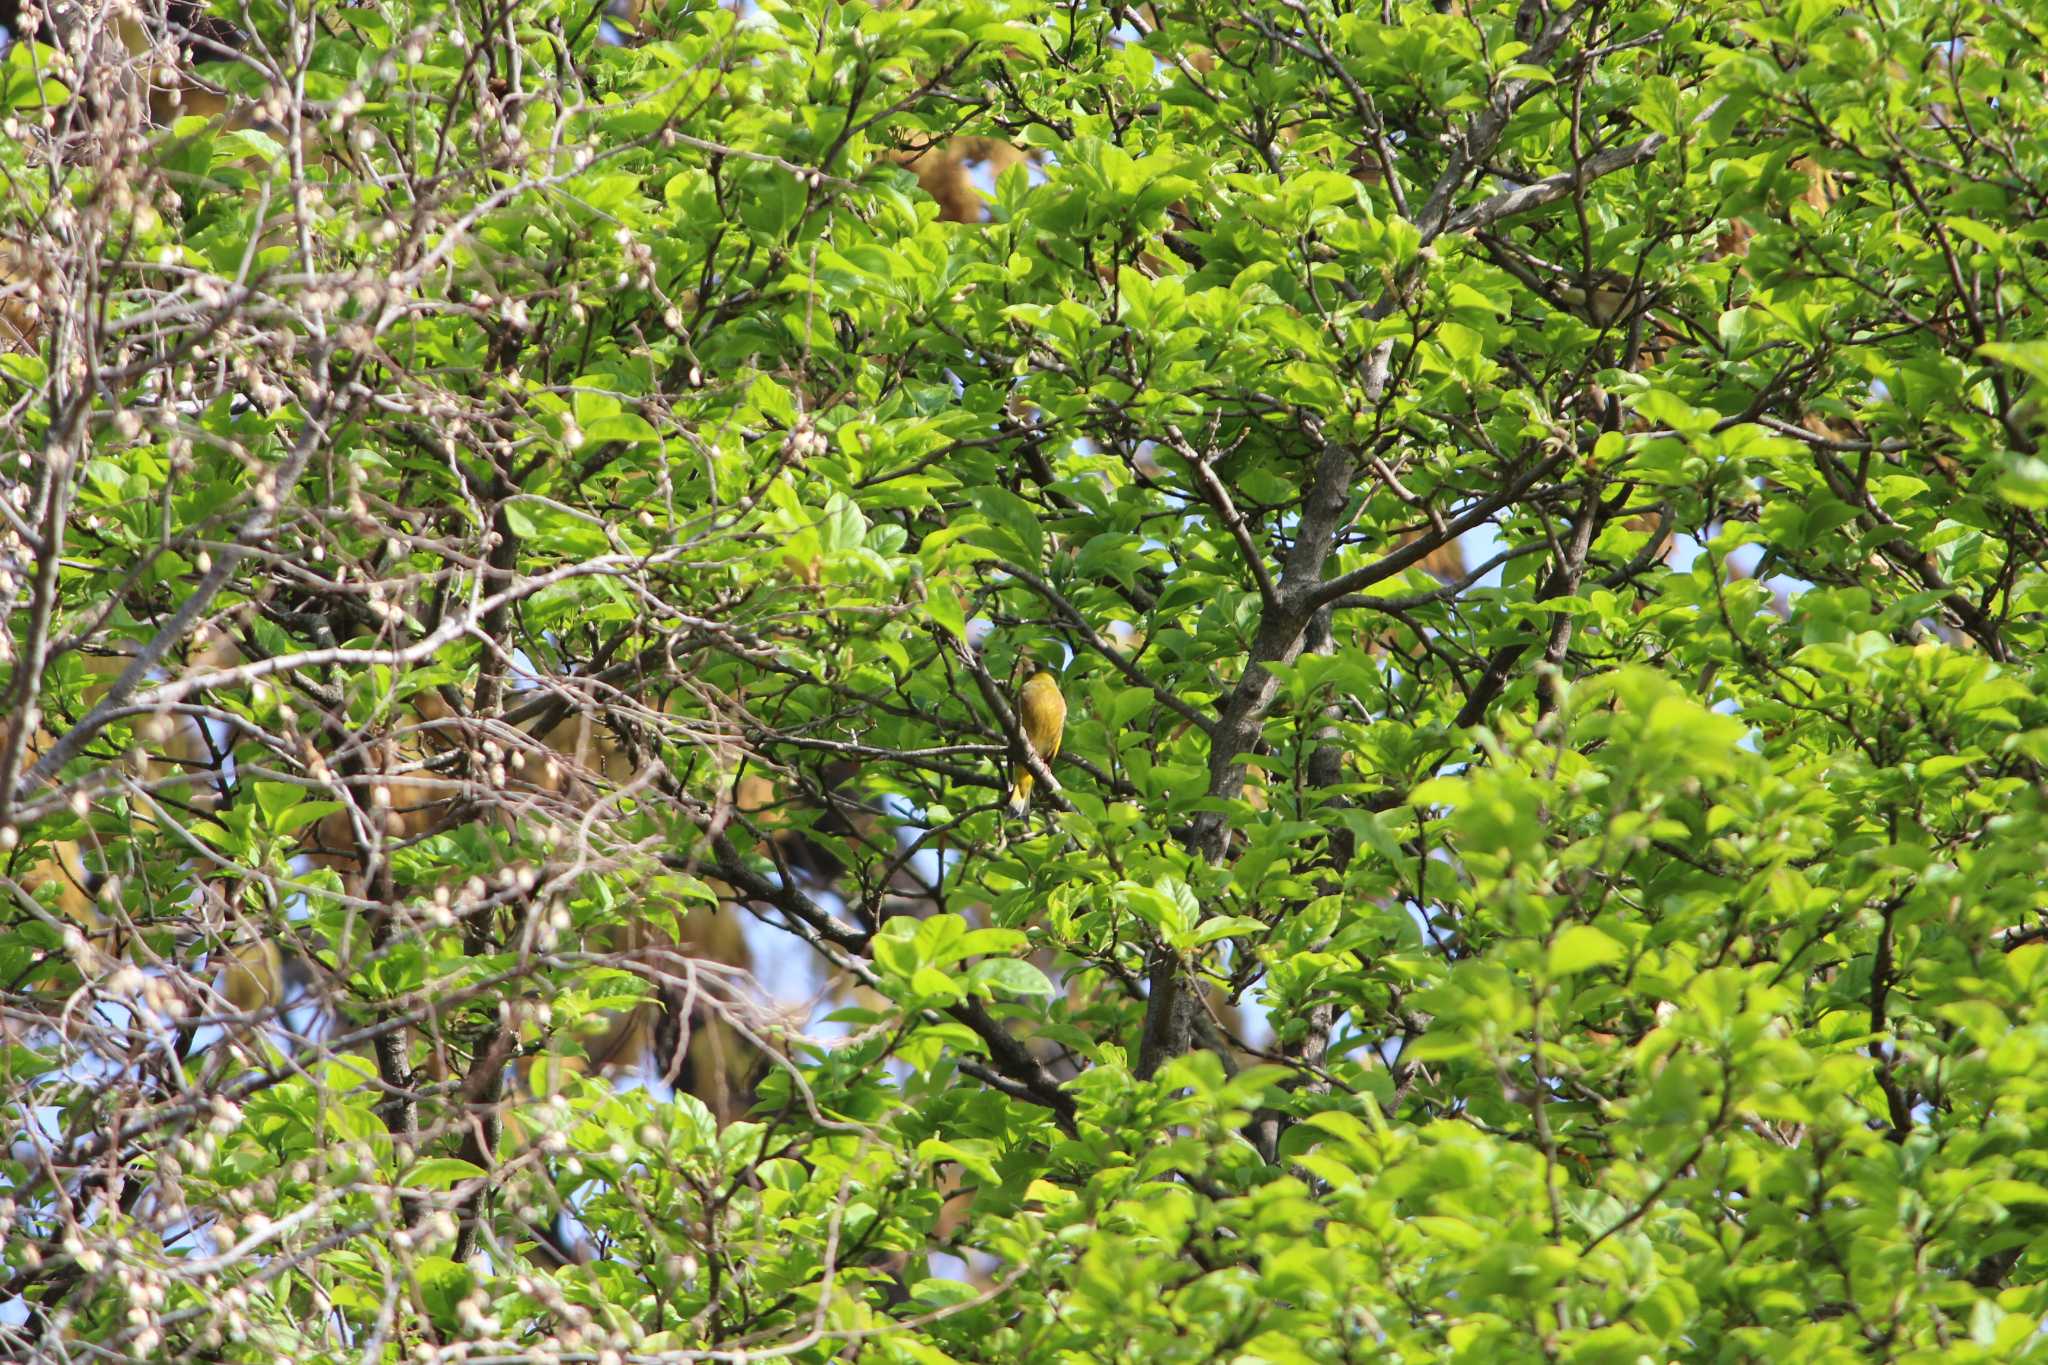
<box><xmin>1547</xmin><ymin>925</ymin><xmax>1625</xmax><ymax>975</ymax></box>
<box><xmin>405</xmin><ymin>1158</ymin><xmax>486</xmax><ymax>1190</ymax></box>
<box><xmin>1190</xmin><ymin>915</ymin><xmax>1266</xmax><ymax>945</ymax></box>
<box><xmin>966</xmin><ymin>957</ymin><xmax>1054</xmax><ymax>1001</ymax></box>
<box><xmin>928</xmin><ymin>580</ymin><xmax>969</xmax><ymax>640</ymax></box>
<box><xmin>967</xmin><ymin>486</ymin><xmax>1045</xmax><ymax>566</ymax></box>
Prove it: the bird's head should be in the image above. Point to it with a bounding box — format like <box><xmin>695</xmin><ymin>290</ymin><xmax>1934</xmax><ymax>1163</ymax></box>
<box><xmin>1014</xmin><ymin>637</ymin><xmax>1075</xmax><ymax>691</ymax></box>
<box><xmin>1008</xmin><ymin>642</ymin><xmax>1054</xmax><ymax>690</ymax></box>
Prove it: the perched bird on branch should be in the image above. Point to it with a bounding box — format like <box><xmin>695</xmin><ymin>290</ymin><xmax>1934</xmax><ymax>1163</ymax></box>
<box><xmin>1009</xmin><ymin>668</ymin><xmax>1066</xmax><ymax>815</ymax></box>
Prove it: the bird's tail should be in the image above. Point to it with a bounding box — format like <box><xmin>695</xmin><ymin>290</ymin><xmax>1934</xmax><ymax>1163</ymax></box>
<box><xmin>1008</xmin><ymin>771</ymin><xmax>1033</xmax><ymax>814</ymax></box>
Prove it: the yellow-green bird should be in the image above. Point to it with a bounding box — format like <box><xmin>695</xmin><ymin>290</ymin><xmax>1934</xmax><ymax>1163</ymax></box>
<box><xmin>1009</xmin><ymin>669</ymin><xmax>1067</xmax><ymax>814</ymax></box>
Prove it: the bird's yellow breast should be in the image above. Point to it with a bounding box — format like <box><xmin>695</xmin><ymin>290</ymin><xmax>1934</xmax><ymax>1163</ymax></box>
<box><xmin>1018</xmin><ymin>671</ymin><xmax>1066</xmax><ymax>760</ymax></box>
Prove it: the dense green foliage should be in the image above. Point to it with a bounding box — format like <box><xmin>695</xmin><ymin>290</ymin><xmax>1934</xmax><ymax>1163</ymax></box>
<box><xmin>7</xmin><ymin>0</ymin><xmax>2048</xmax><ymax>1359</ymax></box>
